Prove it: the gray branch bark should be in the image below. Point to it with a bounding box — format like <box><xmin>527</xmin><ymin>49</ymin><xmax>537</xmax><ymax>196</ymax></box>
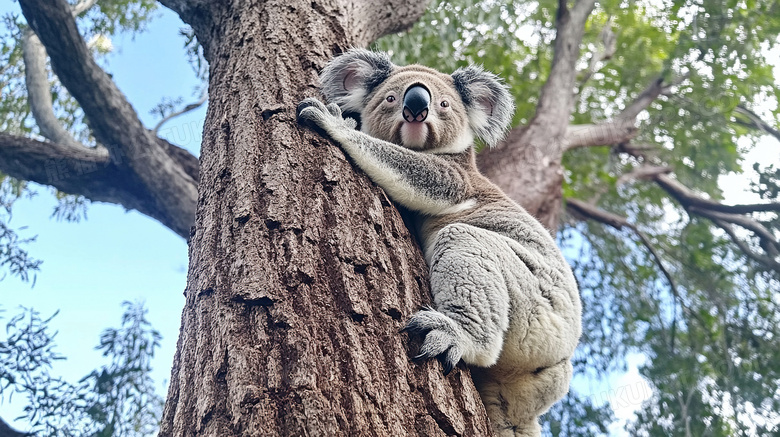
<box><xmin>564</xmin><ymin>76</ymin><xmax>671</xmax><ymax>150</ymax></box>
<box><xmin>21</xmin><ymin>29</ymin><xmax>83</xmax><ymax>150</ymax></box>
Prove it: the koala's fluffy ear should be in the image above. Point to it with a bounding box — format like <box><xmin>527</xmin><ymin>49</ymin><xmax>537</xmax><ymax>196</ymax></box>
<box><xmin>319</xmin><ymin>49</ymin><xmax>395</xmax><ymax>114</ymax></box>
<box><xmin>451</xmin><ymin>66</ymin><xmax>515</xmax><ymax>148</ymax></box>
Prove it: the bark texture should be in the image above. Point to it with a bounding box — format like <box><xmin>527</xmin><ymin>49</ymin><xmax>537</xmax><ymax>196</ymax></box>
<box><xmin>158</xmin><ymin>1</ymin><xmax>493</xmax><ymax>435</ymax></box>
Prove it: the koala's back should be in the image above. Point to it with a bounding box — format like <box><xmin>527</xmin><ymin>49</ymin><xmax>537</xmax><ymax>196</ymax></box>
<box><xmin>419</xmin><ymin>152</ymin><xmax>581</xmax><ymax>366</ymax></box>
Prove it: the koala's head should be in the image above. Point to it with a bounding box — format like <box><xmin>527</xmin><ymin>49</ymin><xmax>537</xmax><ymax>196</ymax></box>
<box><xmin>320</xmin><ymin>49</ymin><xmax>514</xmax><ymax>153</ymax></box>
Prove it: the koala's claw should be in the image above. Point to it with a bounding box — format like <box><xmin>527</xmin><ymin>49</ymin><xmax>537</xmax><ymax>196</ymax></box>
<box><xmin>326</xmin><ymin>102</ymin><xmax>342</xmax><ymax>117</ymax></box>
<box><xmin>404</xmin><ymin>309</ymin><xmax>464</xmax><ymax>376</ymax></box>
<box><xmin>441</xmin><ymin>348</ymin><xmax>458</xmax><ymax>376</ymax></box>
<box><xmin>297</xmin><ymin>97</ymin><xmax>358</xmax><ymax>132</ymax></box>
<box><xmin>296</xmin><ymin>97</ymin><xmax>327</xmax><ymax>125</ymax></box>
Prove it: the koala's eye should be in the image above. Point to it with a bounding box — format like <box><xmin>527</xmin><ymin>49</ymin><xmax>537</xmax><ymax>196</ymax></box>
<box><xmin>440</xmin><ymin>100</ymin><xmax>450</xmax><ymax>108</ymax></box>
<box><xmin>386</xmin><ymin>95</ymin><xmax>396</xmax><ymax>103</ymax></box>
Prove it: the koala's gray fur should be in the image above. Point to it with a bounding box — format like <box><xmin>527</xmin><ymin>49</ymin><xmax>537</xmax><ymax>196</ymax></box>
<box><xmin>297</xmin><ymin>49</ymin><xmax>582</xmax><ymax>437</ymax></box>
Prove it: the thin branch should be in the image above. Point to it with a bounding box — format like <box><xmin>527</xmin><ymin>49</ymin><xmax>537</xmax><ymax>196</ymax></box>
<box><xmin>577</xmin><ymin>17</ymin><xmax>616</xmax><ymax>95</ymax></box>
<box><xmin>616</xmin><ymin>165</ymin><xmax>672</xmax><ymax>186</ymax></box>
<box><xmin>712</xmin><ymin>218</ymin><xmax>780</xmax><ymax>270</ymax></box>
<box><xmin>615</xmin><ymin>146</ymin><xmax>780</xmax><ymax>270</ymax></box>
<box><xmin>565</xmin><ymin>77</ymin><xmax>668</xmax><ymax>150</ymax></box>
<box><xmin>616</xmin><ymin>77</ymin><xmax>666</xmax><ymax>122</ymax></box>
<box><xmin>20</xmin><ymin>0</ymin><xmax>99</xmax><ymax>147</ymax></box>
<box><xmin>734</xmin><ymin>104</ymin><xmax>780</xmax><ymax>143</ymax></box>
<box><xmin>566</xmin><ymin>198</ymin><xmax>683</xmax><ymax>308</ymax></box>
<box><xmin>565</xmin><ymin>74</ymin><xmax>688</xmax><ymax>150</ymax></box>
<box><xmin>616</xmin><ymin>145</ymin><xmax>780</xmax><ymax>214</ymax></box>
<box><xmin>655</xmin><ymin>173</ymin><xmax>780</xmax><ymax>214</ymax></box>
<box><xmin>614</xmin><ymin>142</ymin><xmax>655</xmax><ymax>160</ymax></box>
<box><xmin>688</xmin><ymin>206</ymin><xmax>778</xmax><ymax>252</ymax></box>
<box><xmin>152</xmin><ymin>92</ymin><xmax>207</xmax><ymax>134</ymax></box>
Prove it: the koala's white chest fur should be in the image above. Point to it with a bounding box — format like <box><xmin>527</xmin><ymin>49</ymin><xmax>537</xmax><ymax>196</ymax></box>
<box><xmin>298</xmin><ymin>48</ymin><xmax>582</xmax><ymax>437</ymax></box>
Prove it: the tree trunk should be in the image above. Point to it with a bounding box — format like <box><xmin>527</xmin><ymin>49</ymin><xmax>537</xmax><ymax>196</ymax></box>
<box><xmin>158</xmin><ymin>1</ymin><xmax>494</xmax><ymax>435</ymax></box>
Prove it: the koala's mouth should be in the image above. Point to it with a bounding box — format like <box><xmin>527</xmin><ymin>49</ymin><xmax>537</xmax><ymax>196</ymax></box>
<box><xmin>398</xmin><ymin>121</ymin><xmax>430</xmax><ymax>149</ymax></box>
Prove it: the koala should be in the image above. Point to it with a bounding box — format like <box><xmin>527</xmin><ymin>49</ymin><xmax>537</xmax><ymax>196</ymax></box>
<box><xmin>297</xmin><ymin>49</ymin><xmax>582</xmax><ymax>437</ymax></box>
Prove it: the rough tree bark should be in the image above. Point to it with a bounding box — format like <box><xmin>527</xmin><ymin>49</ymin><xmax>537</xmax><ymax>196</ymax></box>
<box><xmin>156</xmin><ymin>1</ymin><xmax>496</xmax><ymax>435</ymax></box>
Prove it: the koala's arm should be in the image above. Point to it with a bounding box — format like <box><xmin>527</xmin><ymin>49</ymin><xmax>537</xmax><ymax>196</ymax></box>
<box><xmin>298</xmin><ymin>98</ymin><xmax>471</xmax><ymax>216</ymax></box>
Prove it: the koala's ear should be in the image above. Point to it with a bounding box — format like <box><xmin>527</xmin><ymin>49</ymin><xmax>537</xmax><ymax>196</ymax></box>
<box><xmin>319</xmin><ymin>49</ymin><xmax>395</xmax><ymax>114</ymax></box>
<box><xmin>451</xmin><ymin>66</ymin><xmax>515</xmax><ymax>148</ymax></box>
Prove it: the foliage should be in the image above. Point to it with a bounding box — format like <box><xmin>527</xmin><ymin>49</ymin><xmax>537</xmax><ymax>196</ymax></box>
<box><xmin>0</xmin><ymin>302</ymin><xmax>164</xmax><ymax>437</ymax></box>
<box><xmin>0</xmin><ymin>176</ymin><xmax>40</xmax><ymax>283</ymax></box>
<box><xmin>379</xmin><ymin>0</ymin><xmax>780</xmax><ymax>434</ymax></box>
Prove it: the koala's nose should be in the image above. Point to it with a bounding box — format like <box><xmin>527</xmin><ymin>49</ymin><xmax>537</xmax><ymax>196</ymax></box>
<box><xmin>403</xmin><ymin>85</ymin><xmax>430</xmax><ymax>122</ymax></box>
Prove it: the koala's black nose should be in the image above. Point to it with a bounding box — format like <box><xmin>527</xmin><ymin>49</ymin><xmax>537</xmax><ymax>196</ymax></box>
<box><xmin>403</xmin><ymin>85</ymin><xmax>430</xmax><ymax>122</ymax></box>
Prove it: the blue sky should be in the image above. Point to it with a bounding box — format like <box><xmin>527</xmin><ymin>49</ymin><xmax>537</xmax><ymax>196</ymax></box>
<box><xmin>1</xmin><ymin>4</ymin><xmax>202</xmax><ymax>428</ymax></box>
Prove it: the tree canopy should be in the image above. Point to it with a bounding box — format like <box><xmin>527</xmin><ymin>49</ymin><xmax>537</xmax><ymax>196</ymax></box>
<box><xmin>1</xmin><ymin>0</ymin><xmax>779</xmax><ymax>435</ymax></box>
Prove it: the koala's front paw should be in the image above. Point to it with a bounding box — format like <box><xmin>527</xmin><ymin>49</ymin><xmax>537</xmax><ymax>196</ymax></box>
<box><xmin>296</xmin><ymin>97</ymin><xmax>357</xmax><ymax>133</ymax></box>
<box><xmin>403</xmin><ymin>309</ymin><xmax>464</xmax><ymax>375</ymax></box>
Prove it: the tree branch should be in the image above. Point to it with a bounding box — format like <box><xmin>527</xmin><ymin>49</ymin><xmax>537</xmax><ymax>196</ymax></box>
<box><xmin>616</xmin><ymin>77</ymin><xmax>667</xmax><ymax>122</ymax></box>
<box><xmin>0</xmin><ymin>132</ymin><xmax>194</xmax><ymax>237</ymax></box>
<box><xmin>712</xmin><ymin>218</ymin><xmax>780</xmax><ymax>270</ymax></box>
<box><xmin>655</xmin><ymin>173</ymin><xmax>780</xmax><ymax>214</ymax></box>
<box><xmin>21</xmin><ymin>0</ymin><xmax>99</xmax><ymax>148</ymax></box>
<box><xmin>615</xmin><ymin>144</ymin><xmax>780</xmax><ymax>269</ymax></box>
<box><xmin>152</xmin><ymin>92</ymin><xmax>207</xmax><ymax>134</ymax></box>
<box><xmin>734</xmin><ymin>104</ymin><xmax>780</xmax><ymax>143</ymax></box>
<box><xmin>688</xmin><ymin>206</ymin><xmax>779</xmax><ymax>254</ymax></box>
<box><xmin>565</xmin><ymin>76</ymin><xmax>673</xmax><ymax>150</ymax></box>
<box><xmin>21</xmin><ymin>29</ymin><xmax>84</xmax><ymax>150</ymax></box>
<box><xmin>566</xmin><ymin>198</ymin><xmax>682</xmax><ymax>305</ymax></box>
<box><xmin>565</xmin><ymin>121</ymin><xmax>639</xmax><ymax>150</ymax></box>
<box><xmin>529</xmin><ymin>0</ymin><xmax>597</xmax><ymax>138</ymax></box>
<box><xmin>576</xmin><ymin>17</ymin><xmax>616</xmax><ymax>95</ymax></box>
<box><xmin>616</xmin><ymin>165</ymin><xmax>672</xmax><ymax>186</ymax></box>
<box><xmin>18</xmin><ymin>0</ymin><xmax>197</xmax><ymax>238</ymax></box>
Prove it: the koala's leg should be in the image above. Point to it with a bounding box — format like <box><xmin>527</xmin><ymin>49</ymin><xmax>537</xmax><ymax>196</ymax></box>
<box><xmin>405</xmin><ymin>223</ymin><xmax>511</xmax><ymax>373</ymax></box>
<box><xmin>472</xmin><ymin>359</ymin><xmax>573</xmax><ymax>437</ymax></box>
